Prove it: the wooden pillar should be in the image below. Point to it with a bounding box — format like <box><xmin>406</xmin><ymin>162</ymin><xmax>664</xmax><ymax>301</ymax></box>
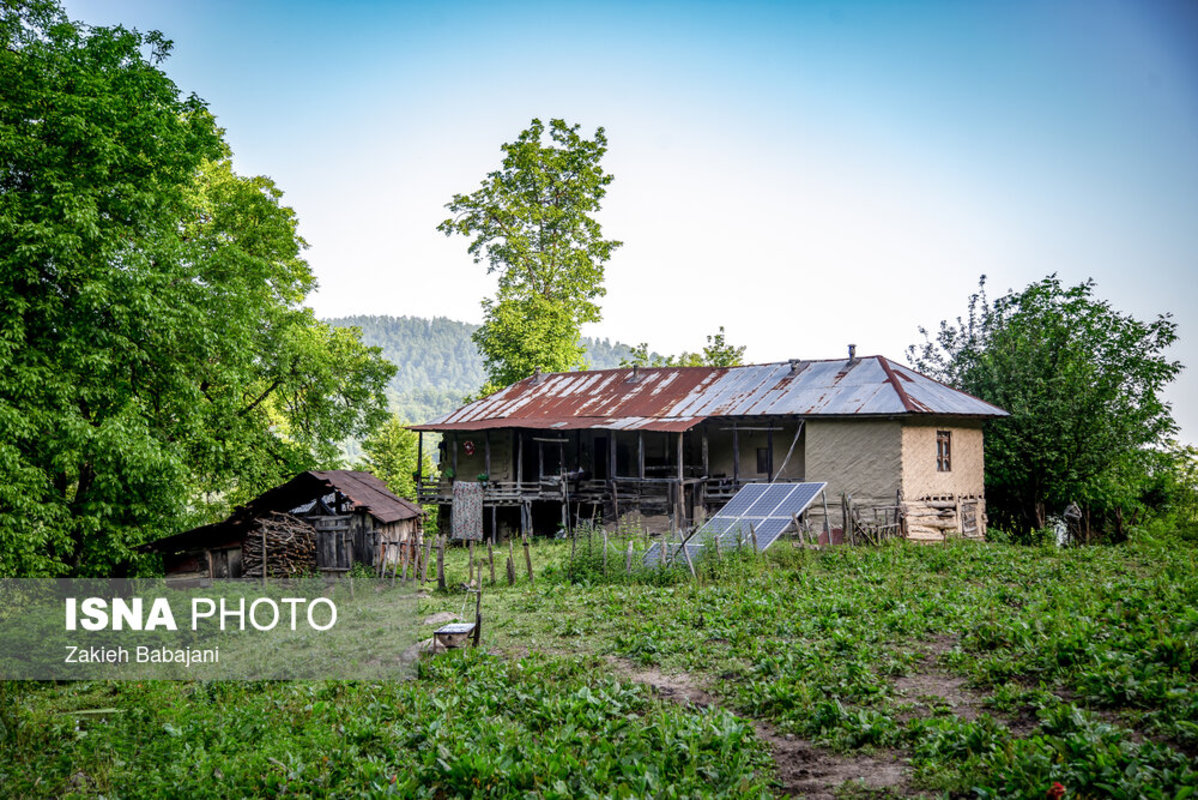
<box><xmin>608</xmin><ymin>432</ymin><xmax>617</xmax><ymax>480</ymax></box>
<box><xmin>732</xmin><ymin>423</ymin><xmax>740</xmax><ymax>485</ymax></box>
<box><xmin>637</xmin><ymin>431</ymin><xmax>645</xmax><ymax>480</ymax></box>
<box><xmin>701</xmin><ymin>426</ymin><xmax>709</xmax><ymax>477</ymax></box>
<box><xmin>675</xmin><ymin>432</ymin><xmax>684</xmax><ymax>529</ymax></box>
<box><xmin>484</xmin><ymin>430</ymin><xmax>491</xmax><ymax>479</ymax></box>
<box><xmin>538</xmin><ymin>440</ymin><xmax>544</xmax><ymax>480</ymax></box>
<box><xmin>676</xmin><ymin>432</ymin><xmax>684</xmax><ymax>481</ymax></box>
<box><xmin>416</xmin><ymin>431</ymin><xmax>424</xmax><ymax>488</ymax></box>
<box><xmin>516</xmin><ymin>430</ymin><xmax>523</xmax><ymax>485</ymax></box>
<box><xmin>451</xmin><ymin>432</ymin><xmax>458</xmax><ymax>478</ymax></box>
<box><xmin>767</xmin><ymin>424</ymin><xmax>774</xmax><ymax>481</ymax></box>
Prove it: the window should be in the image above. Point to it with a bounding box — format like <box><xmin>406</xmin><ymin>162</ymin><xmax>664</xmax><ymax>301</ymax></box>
<box><xmin>936</xmin><ymin>430</ymin><xmax>952</xmax><ymax>472</ymax></box>
<box><xmin>756</xmin><ymin>447</ymin><xmax>771</xmax><ymax>475</ymax></box>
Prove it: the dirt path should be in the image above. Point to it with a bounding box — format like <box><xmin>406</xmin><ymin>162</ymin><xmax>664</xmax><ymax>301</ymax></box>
<box><xmin>610</xmin><ymin>658</ymin><xmax>912</xmax><ymax>798</ymax></box>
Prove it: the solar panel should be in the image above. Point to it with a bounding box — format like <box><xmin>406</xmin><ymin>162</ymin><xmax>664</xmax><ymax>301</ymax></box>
<box><xmin>642</xmin><ymin>482</ymin><xmax>827</xmax><ymax>568</ymax></box>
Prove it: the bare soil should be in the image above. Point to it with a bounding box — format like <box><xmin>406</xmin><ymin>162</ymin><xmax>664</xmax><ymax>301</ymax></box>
<box><xmin>610</xmin><ymin>658</ymin><xmax>914</xmax><ymax>798</ymax></box>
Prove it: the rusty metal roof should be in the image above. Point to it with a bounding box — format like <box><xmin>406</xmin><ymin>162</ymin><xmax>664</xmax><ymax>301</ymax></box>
<box><xmin>412</xmin><ymin>356</ymin><xmax>1008</xmax><ymax>433</ymax></box>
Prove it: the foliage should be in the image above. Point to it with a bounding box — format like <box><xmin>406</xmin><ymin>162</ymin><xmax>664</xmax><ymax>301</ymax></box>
<box><xmin>622</xmin><ymin>326</ymin><xmax>747</xmax><ymax>368</ymax></box>
<box><xmin>909</xmin><ymin>275</ymin><xmax>1181</xmax><ymax>539</ymax></box>
<box><xmin>0</xmin><ymin>2</ymin><xmax>393</xmax><ymax>575</ymax></box>
<box><xmin>438</xmin><ymin>118</ymin><xmax>622</xmax><ymax>390</ymax></box>
<box><xmin>358</xmin><ymin>414</ymin><xmax>436</xmax><ymax>501</ymax></box>
<box><xmin>2</xmin><ymin>652</ymin><xmax>774</xmax><ymax>798</ymax></box>
<box><xmin>326</xmin><ymin>317</ymin><xmax>646</xmax><ymax>424</ymax></box>
<box><xmin>6</xmin><ymin>532</ymin><xmax>1198</xmax><ymax>796</ymax></box>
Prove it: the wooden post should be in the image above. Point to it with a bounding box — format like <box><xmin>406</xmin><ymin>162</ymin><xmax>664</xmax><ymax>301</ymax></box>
<box><xmin>421</xmin><ymin>534</ymin><xmax>432</xmax><ymax>583</ymax></box>
<box><xmin>821</xmin><ymin>489</ymin><xmax>832</xmax><ymax>542</ymax></box>
<box><xmin>484</xmin><ymin>430</ymin><xmax>491</xmax><ymax>479</ymax></box>
<box><xmin>609</xmin><ymin>433</ymin><xmax>617</xmax><ymax>481</ymax></box>
<box><xmin>602</xmin><ymin>528</ymin><xmax>609</xmax><ymax>575</ymax></box>
<box><xmin>679</xmin><ymin>530</ymin><xmax>697</xmax><ymax>579</ymax></box>
<box><xmin>487</xmin><ymin>541</ymin><xmax>496</xmax><ymax>585</ymax></box>
<box><xmin>436</xmin><ymin>534</ymin><xmax>446</xmax><ymax>591</ymax></box>
<box><xmin>516</xmin><ymin>431</ymin><xmax>523</xmax><ymax>486</ymax></box>
<box><xmin>750</xmin><ymin>522</ymin><xmax>759</xmax><ymax>555</ymax></box>
<box><xmin>452</xmin><ymin>433</ymin><xmax>458</xmax><ymax>477</ymax></box>
<box><xmin>713</xmin><ymin>531</ymin><xmax>722</xmax><ymax>563</ymax></box>
<box><xmin>507</xmin><ymin>537</ymin><xmax>516</xmax><ymax>585</ymax></box>
<box><xmin>416</xmin><ymin>431</ymin><xmax>424</xmax><ymax>493</ymax></box>
<box><xmin>732</xmin><ymin>423</ymin><xmax>740</xmax><ymax>486</ymax></box>
<box><xmin>701</xmin><ymin>427</ymin><xmax>709</xmax><ymax>478</ymax></box>
<box><xmin>522</xmin><ymin>534</ymin><xmax>534</xmax><ymax>585</ymax></box>
<box><xmin>625</xmin><ymin>540</ymin><xmax>634</xmax><ymax>574</ymax></box>
<box><xmin>637</xmin><ymin>432</ymin><xmax>645</xmax><ymax>479</ymax></box>
<box><xmin>767</xmin><ymin>425</ymin><xmax>774</xmax><ymax>482</ymax></box>
<box><xmin>468</xmin><ymin>540</ymin><xmax>475</xmax><ymax>584</ymax></box>
<box><xmin>792</xmin><ymin>513</ymin><xmax>804</xmax><ymax>546</ymax></box>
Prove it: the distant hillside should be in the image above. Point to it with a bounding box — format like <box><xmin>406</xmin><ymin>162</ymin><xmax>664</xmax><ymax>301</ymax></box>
<box><xmin>325</xmin><ymin>315</ymin><xmax>648</xmax><ymax>423</ymax></box>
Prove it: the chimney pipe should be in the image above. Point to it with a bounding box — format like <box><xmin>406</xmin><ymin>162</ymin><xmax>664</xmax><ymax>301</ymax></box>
<box><xmin>788</xmin><ymin>359</ymin><xmax>802</xmax><ymax>374</ymax></box>
<box><xmin>532</xmin><ymin>367</ymin><xmax>542</xmax><ymax>384</ymax></box>
<box><xmin>628</xmin><ymin>365</ymin><xmax>640</xmax><ymax>383</ymax></box>
<box><xmin>848</xmin><ymin>344</ymin><xmax>857</xmax><ymax>360</ymax></box>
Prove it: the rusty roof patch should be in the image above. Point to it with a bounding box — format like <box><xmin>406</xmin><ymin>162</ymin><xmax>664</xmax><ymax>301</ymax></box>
<box><xmin>411</xmin><ymin>357</ymin><xmax>1009</xmax><ymax>433</ymax></box>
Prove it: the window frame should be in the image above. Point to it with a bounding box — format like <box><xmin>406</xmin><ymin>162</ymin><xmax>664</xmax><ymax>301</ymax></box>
<box><xmin>936</xmin><ymin>430</ymin><xmax>952</xmax><ymax>472</ymax></box>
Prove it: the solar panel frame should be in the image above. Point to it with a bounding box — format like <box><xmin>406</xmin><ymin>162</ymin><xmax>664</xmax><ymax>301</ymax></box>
<box><xmin>642</xmin><ymin>482</ymin><xmax>826</xmax><ymax>568</ymax></box>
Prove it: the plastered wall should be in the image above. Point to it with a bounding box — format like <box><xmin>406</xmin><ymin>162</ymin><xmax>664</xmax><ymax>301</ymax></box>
<box><xmin>900</xmin><ymin>422</ymin><xmax>985</xmax><ymax>499</ymax></box>
<box><xmin>805</xmin><ymin>419</ymin><xmax>902</xmax><ymax>508</ymax></box>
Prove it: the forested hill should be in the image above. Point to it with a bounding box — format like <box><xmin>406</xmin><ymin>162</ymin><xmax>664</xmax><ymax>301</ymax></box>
<box><xmin>325</xmin><ymin>315</ymin><xmax>642</xmax><ymax>423</ymax></box>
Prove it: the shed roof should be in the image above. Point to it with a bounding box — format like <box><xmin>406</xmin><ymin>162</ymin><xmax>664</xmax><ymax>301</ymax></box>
<box><xmin>412</xmin><ymin>356</ymin><xmax>1007</xmax><ymax>433</ymax></box>
<box><xmin>144</xmin><ymin>470</ymin><xmax>420</xmax><ymax>553</ymax></box>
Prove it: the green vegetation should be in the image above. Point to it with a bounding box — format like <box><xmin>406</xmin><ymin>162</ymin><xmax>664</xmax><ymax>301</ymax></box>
<box><xmin>323</xmin><ymin>315</ymin><xmax>653</xmax><ymax>424</ymax></box>
<box><xmin>621</xmin><ymin>326</ymin><xmax>747</xmax><ymax>368</ymax></box>
<box><xmin>439</xmin><ymin>118</ymin><xmax>622</xmax><ymax>393</ymax></box>
<box><xmin>0</xmin><ymin>2</ymin><xmax>392</xmax><ymax>576</ymax></box>
<box><xmin>911</xmin><ymin>276</ymin><xmax>1181</xmax><ymax>541</ymax></box>
<box><xmin>6</xmin><ymin>531</ymin><xmax>1196</xmax><ymax>797</ymax></box>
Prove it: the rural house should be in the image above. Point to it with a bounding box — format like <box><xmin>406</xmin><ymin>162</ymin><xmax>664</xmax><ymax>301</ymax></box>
<box><xmin>146</xmin><ymin>470</ymin><xmax>423</xmax><ymax>582</ymax></box>
<box><xmin>413</xmin><ymin>350</ymin><xmax>1008</xmax><ymax>541</ymax></box>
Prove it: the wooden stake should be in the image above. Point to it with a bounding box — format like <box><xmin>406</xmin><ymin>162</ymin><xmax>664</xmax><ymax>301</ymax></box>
<box><xmin>625</xmin><ymin>540</ymin><xmax>634</xmax><ymax>574</ymax></box>
<box><xmin>421</xmin><ymin>535</ymin><xmax>431</xmax><ymax>583</ymax></box>
<box><xmin>522</xmin><ymin>534</ymin><xmax>535</xmax><ymax>585</ymax></box>
<box><xmin>679</xmin><ymin>535</ymin><xmax>697</xmax><ymax>579</ymax></box>
<box><xmin>506</xmin><ymin>555</ymin><xmax>516</xmax><ymax>585</ymax></box>
<box><xmin>750</xmin><ymin>522</ymin><xmax>759</xmax><ymax>555</ymax></box>
<box><xmin>436</xmin><ymin>535</ymin><xmax>446</xmax><ymax>591</ymax></box>
<box><xmin>487</xmin><ymin>541</ymin><xmax>496</xmax><ymax>585</ymax></box>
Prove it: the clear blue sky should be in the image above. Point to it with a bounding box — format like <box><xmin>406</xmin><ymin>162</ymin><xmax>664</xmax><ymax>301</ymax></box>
<box><xmin>65</xmin><ymin>0</ymin><xmax>1198</xmax><ymax>441</ymax></box>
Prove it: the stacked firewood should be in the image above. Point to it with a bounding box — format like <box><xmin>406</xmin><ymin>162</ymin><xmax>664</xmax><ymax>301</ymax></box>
<box><xmin>242</xmin><ymin>512</ymin><xmax>317</xmax><ymax>578</ymax></box>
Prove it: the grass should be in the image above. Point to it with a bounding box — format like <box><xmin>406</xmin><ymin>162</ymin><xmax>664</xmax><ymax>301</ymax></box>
<box><xmin>3</xmin><ymin>528</ymin><xmax>1196</xmax><ymax>798</ymax></box>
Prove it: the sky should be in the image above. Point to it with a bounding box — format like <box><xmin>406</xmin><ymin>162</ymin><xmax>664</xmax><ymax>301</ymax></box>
<box><xmin>64</xmin><ymin>0</ymin><xmax>1198</xmax><ymax>441</ymax></box>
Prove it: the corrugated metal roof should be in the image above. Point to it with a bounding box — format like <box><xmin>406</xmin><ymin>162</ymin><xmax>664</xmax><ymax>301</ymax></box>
<box><xmin>413</xmin><ymin>356</ymin><xmax>1008</xmax><ymax>433</ymax></box>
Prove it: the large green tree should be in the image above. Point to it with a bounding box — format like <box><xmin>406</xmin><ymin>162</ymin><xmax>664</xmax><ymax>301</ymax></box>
<box><xmin>910</xmin><ymin>276</ymin><xmax>1180</xmax><ymax>540</ymax></box>
<box><xmin>0</xmin><ymin>1</ymin><xmax>393</xmax><ymax>575</ymax></box>
<box><xmin>438</xmin><ymin>118</ymin><xmax>621</xmax><ymax>391</ymax></box>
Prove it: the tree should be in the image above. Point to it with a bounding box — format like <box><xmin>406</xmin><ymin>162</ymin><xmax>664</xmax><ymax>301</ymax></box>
<box><xmin>358</xmin><ymin>415</ymin><xmax>436</xmax><ymax>502</ymax></box>
<box><xmin>621</xmin><ymin>327</ymin><xmax>747</xmax><ymax>368</ymax></box>
<box><xmin>909</xmin><ymin>276</ymin><xmax>1181</xmax><ymax>539</ymax></box>
<box><xmin>438</xmin><ymin>118</ymin><xmax>621</xmax><ymax>390</ymax></box>
<box><xmin>0</xmin><ymin>1</ymin><xmax>394</xmax><ymax>575</ymax></box>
